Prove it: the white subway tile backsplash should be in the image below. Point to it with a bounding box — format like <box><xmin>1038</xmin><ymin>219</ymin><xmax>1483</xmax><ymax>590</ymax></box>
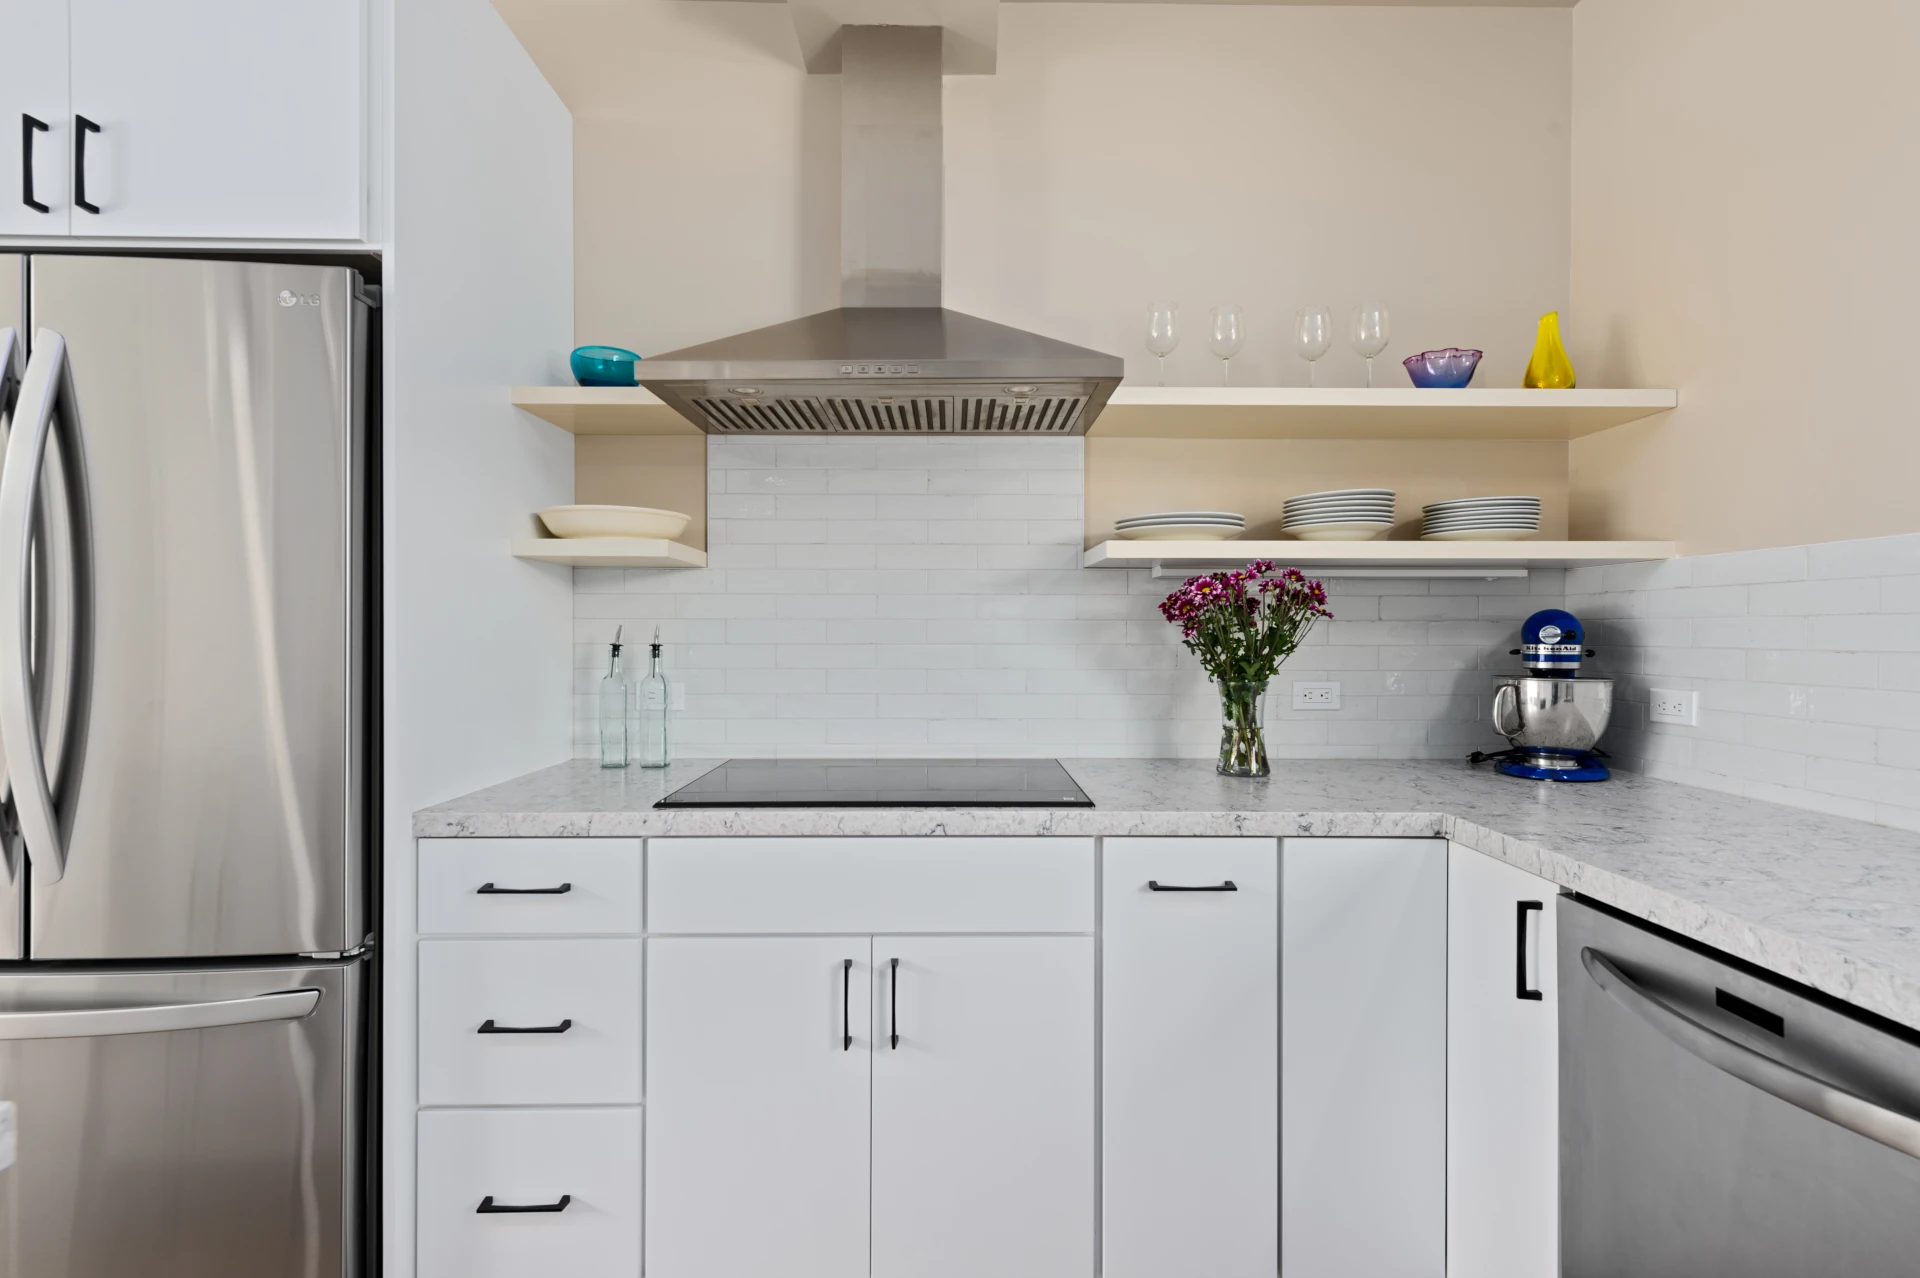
<box><xmin>1571</xmin><ymin>533</ymin><xmax>1920</xmax><ymax>832</ymax></box>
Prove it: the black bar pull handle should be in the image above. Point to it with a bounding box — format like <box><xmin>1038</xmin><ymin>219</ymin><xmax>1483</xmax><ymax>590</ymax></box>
<box><xmin>1147</xmin><ymin>880</ymin><xmax>1238</xmax><ymax>892</ymax></box>
<box><xmin>477</xmin><ymin>1194</ymin><xmax>571</xmax><ymax>1214</ymax></box>
<box><xmin>478</xmin><ymin>1018</ymin><xmax>573</xmax><ymax>1035</ymax></box>
<box><xmin>476</xmin><ymin>881</ymin><xmax>572</xmax><ymax>895</ymax></box>
<box><xmin>73</xmin><ymin>116</ymin><xmax>100</xmax><ymax>214</ymax></box>
<box><xmin>841</xmin><ymin>958</ymin><xmax>853</xmax><ymax>1051</ymax></box>
<box><xmin>1516</xmin><ymin>901</ymin><xmax>1545</xmax><ymax>1001</ymax></box>
<box><xmin>21</xmin><ymin>116</ymin><xmax>48</xmax><ymax>212</ymax></box>
<box><xmin>889</xmin><ymin>957</ymin><xmax>900</xmax><ymax>1051</ymax></box>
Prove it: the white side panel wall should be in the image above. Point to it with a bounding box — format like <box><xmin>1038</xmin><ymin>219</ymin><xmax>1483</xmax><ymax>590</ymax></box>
<box><xmin>380</xmin><ymin>2</ymin><xmax>574</xmax><ymax>1275</ymax></box>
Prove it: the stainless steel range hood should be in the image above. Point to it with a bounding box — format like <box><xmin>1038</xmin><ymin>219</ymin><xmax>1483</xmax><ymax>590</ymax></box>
<box><xmin>638</xmin><ymin>25</ymin><xmax>1124</xmax><ymax>436</ymax></box>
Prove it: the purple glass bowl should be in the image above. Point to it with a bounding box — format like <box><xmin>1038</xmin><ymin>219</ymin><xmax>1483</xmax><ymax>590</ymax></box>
<box><xmin>1403</xmin><ymin>348</ymin><xmax>1483</xmax><ymax>388</ymax></box>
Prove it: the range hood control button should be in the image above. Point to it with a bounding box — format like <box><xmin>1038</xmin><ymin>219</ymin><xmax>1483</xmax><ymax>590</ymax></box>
<box><xmin>729</xmin><ymin>386</ymin><xmax>761</xmax><ymax>396</ymax></box>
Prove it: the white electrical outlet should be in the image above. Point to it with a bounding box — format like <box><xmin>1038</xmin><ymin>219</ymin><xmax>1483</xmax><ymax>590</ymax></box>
<box><xmin>1292</xmin><ymin>681</ymin><xmax>1341</xmax><ymax>711</ymax></box>
<box><xmin>0</xmin><ymin>1101</ymin><xmax>16</xmax><ymax>1172</ymax></box>
<box><xmin>1649</xmin><ymin>688</ymin><xmax>1699</xmax><ymax>726</ymax></box>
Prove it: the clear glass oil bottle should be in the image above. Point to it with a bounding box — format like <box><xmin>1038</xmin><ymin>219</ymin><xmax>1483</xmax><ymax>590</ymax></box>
<box><xmin>638</xmin><ymin>625</ymin><xmax>671</xmax><ymax>769</ymax></box>
<box><xmin>599</xmin><ymin>626</ymin><xmax>629</xmax><ymax>769</ymax></box>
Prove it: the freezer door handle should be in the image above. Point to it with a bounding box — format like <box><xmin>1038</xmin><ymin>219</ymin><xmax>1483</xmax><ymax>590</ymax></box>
<box><xmin>0</xmin><ymin>987</ymin><xmax>320</xmax><ymax>1040</ymax></box>
<box><xmin>1583</xmin><ymin>947</ymin><xmax>1920</xmax><ymax>1160</ymax></box>
<box><xmin>0</xmin><ymin>327</ymin><xmax>95</xmax><ymax>885</ymax></box>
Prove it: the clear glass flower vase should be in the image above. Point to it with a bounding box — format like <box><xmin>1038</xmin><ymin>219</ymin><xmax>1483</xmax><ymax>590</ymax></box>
<box><xmin>1217</xmin><ymin>679</ymin><xmax>1271</xmax><ymax>778</ymax></box>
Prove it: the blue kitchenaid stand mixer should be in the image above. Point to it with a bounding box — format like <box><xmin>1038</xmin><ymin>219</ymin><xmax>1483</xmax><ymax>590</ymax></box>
<box><xmin>1471</xmin><ymin>609</ymin><xmax>1615</xmax><ymax>781</ymax></box>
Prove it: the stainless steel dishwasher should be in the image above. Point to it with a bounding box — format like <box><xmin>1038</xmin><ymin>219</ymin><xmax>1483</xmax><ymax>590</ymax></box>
<box><xmin>1560</xmin><ymin>897</ymin><xmax>1920</xmax><ymax>1277</ymax></box>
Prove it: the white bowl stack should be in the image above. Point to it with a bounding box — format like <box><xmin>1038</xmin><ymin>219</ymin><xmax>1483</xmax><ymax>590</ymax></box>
<box><xmin>1115</xmin><ymin>510</ymin><xmax>1247</xmax><ymax>541</ymax></box>
<box><xmin>1281</xmin><ymin>489</ymin><xmax>1397</xmax><ymax>541</ymax></box>
<box><xmin>1420</xmin><ymin>495</ymin><xmax>1542</xmax><ymax>541</ymax></box>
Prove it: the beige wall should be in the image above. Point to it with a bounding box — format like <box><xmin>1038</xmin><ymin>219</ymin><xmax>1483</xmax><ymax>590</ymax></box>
<box><xmin>1567</xmin><ymin>0</ymin><xmax>1920</xmax><ymax>555</ymax></box>
<box><xmin>495</xmin><ymin>0</ymin><xmax>1573</xmax><ymax>391</ymax></box>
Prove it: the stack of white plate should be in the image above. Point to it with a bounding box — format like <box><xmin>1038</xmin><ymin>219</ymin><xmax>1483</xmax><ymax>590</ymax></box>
<box><xmin>1282</xmin><ymin>489</ymin><xmax>1397</xmax><ymax>542</ymax></box>
<box><xmin>1421</xmin><ymin>496</ymin><xmax>1542</xmax><ymax>541</ymax></box>
<box><xmin>1115</xmin><ymin>510</ymin><xmax>1246</xmax><ymax>541</ymax></box>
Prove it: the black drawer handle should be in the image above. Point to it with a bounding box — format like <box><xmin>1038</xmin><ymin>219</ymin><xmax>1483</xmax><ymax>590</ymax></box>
<box><xmin>74</xmin><ymin>115</ymin><xmax>99</xmax><ymax>214</ymax></box>
<box><xmin>478</xmin><ymin>1018</ymin><xmax>573</xmax><ymax>1035</ymax></box>
<box><xmin>477</xmin><ymin>1194</ymin><xmax>571</xmax><ymax>1214</ymax></box>
<box><xmin>21</xmin><ymin>115</ymin><xmax>48</xmax><ymax>212</ymax></box>
<box><xmin>1517</xmin><ymin>901</ymin><xmax>1544</xmax><ymax>1001</ymax></box>
<box><xmin>1147</xmin><ymin>880</ymin><xmax>1238</xmax><ymax>892</ymax></box>
<box><xmin>476</xmin><ymin>881</ymin><xmax>572</xmax><ymax>895</ymax></box>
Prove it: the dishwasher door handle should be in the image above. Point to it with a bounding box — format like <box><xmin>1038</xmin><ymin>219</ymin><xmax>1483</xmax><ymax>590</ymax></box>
<box><xmin>1583</xmin><ymin>947</ymin><xmax>1920</xmax><ymax>1161</ymax></box>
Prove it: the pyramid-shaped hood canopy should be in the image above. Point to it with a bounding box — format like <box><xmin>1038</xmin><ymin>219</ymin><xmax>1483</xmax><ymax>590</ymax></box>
<box><xmin>637</xmin><ymin>25</ymin><xmax>1123</xmax><ymax>435</ymax></box>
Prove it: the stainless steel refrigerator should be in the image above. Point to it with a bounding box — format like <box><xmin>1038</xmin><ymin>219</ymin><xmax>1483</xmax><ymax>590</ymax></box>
<box><xmin>0</xmin><ymin>254</ymin><xmax>370</xmax><ymax>1278</ymax></box>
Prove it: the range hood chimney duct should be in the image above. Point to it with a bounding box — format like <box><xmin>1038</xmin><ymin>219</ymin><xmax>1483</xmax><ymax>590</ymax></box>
<box><xmin>841</xmin><ymin>26</ymin><xmax>943</xmax><ymax>308</ymax></box>
<box><xmin>634</xmin><ymin>23</ymin><xmax>1125</xmax><ymax>436</ymax></box>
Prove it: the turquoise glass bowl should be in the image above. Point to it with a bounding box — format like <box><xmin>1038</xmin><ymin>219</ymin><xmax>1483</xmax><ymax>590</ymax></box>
<box><xmin>570</xmin><ymin>345</ymin><xmax>641</xmax><ymax>387</ymax></box>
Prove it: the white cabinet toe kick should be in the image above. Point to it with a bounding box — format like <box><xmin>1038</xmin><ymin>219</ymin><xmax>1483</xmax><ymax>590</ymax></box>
<box><xmin>407</xmin><ymin>834</ymin><xmax>1560</xmax><ymax>1278</ymax></box>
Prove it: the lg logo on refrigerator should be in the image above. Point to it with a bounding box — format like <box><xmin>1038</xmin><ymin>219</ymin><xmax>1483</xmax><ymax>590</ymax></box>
<box><xmin>277</xmin><ymin>290</ymin><xmax>321</xmax><ymax>308</ymax></box>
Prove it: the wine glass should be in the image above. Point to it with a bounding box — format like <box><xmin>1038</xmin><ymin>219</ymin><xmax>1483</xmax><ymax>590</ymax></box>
<box><xmin>1208</xmin><ymin>304</ymin><xmax>1245</xmax><ymax>386</ymax></box>
<box><xmin>1146</xmin><ymin>302</ymin><xmax>1179</xmax><ymax>386</ymax></box>
<box><xmin>1351</xmin><ymin>303</ymin><xmax>1390</xmax><ymax>387</ymax></box>
<box><xmin>1294</xmin><ymin>306</ymin><xmax>1333</xmax><ymax>386</ymax></box>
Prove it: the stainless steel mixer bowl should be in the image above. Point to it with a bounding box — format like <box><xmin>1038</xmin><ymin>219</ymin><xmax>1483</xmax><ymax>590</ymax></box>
<box><xmin>1492</xmin><ymin>677</ymin><xmax>1614</xmax><ymax>755</ymax></box>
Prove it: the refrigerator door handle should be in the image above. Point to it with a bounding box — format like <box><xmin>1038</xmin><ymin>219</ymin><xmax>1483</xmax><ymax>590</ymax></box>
<box><xmin>0</xmin><ymin>987</ymin><xmax>321</xmax><ymax>1040</ymax></box>
<box><xmin>0</xmin><ymin>326</ymin><xmax>24</xmax><ymax>885</ymax></box>
<box><xmin>0</xmin><ymin>327</ymin><xmax>94</xmax><ymax>885</ymax></box>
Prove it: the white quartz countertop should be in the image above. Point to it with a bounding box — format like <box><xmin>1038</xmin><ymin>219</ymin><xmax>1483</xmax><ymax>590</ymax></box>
<box><xmin>415</xmin><ymin>757</ymin><xmax>1920</xmax><ymax>1031</ymax></box>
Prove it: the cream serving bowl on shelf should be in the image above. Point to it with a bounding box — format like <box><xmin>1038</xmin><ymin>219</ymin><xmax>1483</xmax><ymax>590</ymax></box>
<box><xmin>538</xmin><ymin>504</ymin><xmax>692</xmax><ymax>540</ymax></box>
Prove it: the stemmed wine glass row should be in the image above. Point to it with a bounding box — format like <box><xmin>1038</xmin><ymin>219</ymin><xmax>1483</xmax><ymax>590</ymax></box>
<box><xmin>1143</xmin><ymin>302</ymin><xmax>1391</xmax><ymax>386</ymax></box>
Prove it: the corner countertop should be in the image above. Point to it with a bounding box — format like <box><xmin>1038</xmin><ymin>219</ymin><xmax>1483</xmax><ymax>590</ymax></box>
<box><xmin>415</xmin><ymin>757</ymin><xmax>1920</xmax><ymax>1031</ymax></box>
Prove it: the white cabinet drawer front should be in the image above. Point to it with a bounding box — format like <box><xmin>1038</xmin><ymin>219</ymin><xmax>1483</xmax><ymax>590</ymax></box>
<box><xmin>648</xmin><ymin>838</ymin><xmax>1095</xmax><ymax>934</ymax></box>
<box><xmin>419</xmin><ymin>839</ymin><xmax>642</xmax><ymax>935</ymax></box>
<box><xmin>419</xmin><ymin>939</ymin><xmax>641</xmax><ymax>1106</ymax></box>
<box><xmin>418</xmin><ymin>1107</ymin><xmax>640</xmax><ymax>1278</ymax></box>
<box><xmin>1102</xmin><ymin>838</ymin><xmax>1278</xmax><ymax>1278</ymax></box>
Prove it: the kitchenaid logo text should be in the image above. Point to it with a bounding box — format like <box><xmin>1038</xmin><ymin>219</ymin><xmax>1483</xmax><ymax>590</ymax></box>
<box><xmin>278</xmin><ymin>290</ymin><xmax>321</xmax><ymax>307</ymax></box>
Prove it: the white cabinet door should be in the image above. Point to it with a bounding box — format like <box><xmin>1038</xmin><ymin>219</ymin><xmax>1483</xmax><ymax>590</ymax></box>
<box><xmin>1447</xmin><ymin>844</ymin><xmax>1559</xmax><ymax>1278</ymax></box>
<box><xmin>68</xmin><ymin>0</ymin><xmax>362</xmax><ymax>239</ymax></box>
<box><xmin>646</xmin><ymin>936</ymin><xmax>873</xmax><ymax>1278</ymax></box>
<box><xmin>871</xmin><ymin>936</ymin><xmax>1094</xmax><ymax>1278</ymax></box>
<box><xmin>0</xmin><ymin>0</ymin><xmax>70</xmax><ymax>235</ymax></box>
<box><xmin>418</xmin><ymin>1107</ymin><xmax>642</xmax><ymax>1278</ymax></box>
<box><xmin>1282</xmin><ymin>838</ymin><xmax>1446</xmax><ymax>1278</ymax></box>
<box><xmin>1101</xmin><ymin>838</ymin><xmax>1277</xmax><ymax>1278</ymax></box>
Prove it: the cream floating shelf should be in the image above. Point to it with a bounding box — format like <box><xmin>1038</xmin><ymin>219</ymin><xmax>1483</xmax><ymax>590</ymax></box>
<box><xmin>511</xmin><ymin>386</ymin><xmax>701</xmax><ymax>436</ymax></box>
<box><xmin>1083</xmin><ymin>540</ymin><xmax>1676</xmax><ymax>575</ymax></box>
<box><xmin>511</xmin><ymin>537</ymin><xmax>706</xmax><ymax>569</ymax></box>
<box><xmin>514</xmin><ymin>384</ymin><xmax>1677</xmax><ymax>441</ymax></box>
<box><xmin>1086</xmin><ymin>387</ymin><xmax>1679</xmax><ymax>441</ymax></box>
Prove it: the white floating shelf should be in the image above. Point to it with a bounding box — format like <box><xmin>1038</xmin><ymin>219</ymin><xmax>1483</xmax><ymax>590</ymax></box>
<box><xmin>1083</xmin><ymin>540</ymin><xmax>1676</xmax><ymax>573</ymax></box>
<box><xmin>1087</xmin><ymin>386</ymin><xmax>1679</xmax><ymax>441</ymax></box>
<box><xmin>511</xmin><ymin>386</ymin><xmax>702</xmax><ymax>436</ymax></box>
<box><xmin>511</xmin><ymin>537</ymin><xmax>707</xmax><ymax>569</ymax></box>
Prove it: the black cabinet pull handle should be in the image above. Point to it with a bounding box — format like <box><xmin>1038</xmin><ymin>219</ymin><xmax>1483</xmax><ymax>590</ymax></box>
<box><xmin>21</xmin><ymin>116</ymin><xmax>48</xmax><ymax>212</ymax></box>
<box><xmin>478</xmin><ymin>1018</ymin><xmax>573</xmax><ymax>1034</ymax></box>
<box><xmin>1147</xmin><ymin>880</ymin><xmax>1238</xmax><ymax>892</ymax></box>
<box><xmin>477</xmin><ymin>1194</ymin><xmax>571</xmax><ymax>1214</ymax></box>
<box><xmin>73</xmin><ymin>116</ymin><xmax>99</xmax><ymax>214</ymax></box>
<box><xmin>841</xmin><ymin>958</ymin><xmax>853</xmax><ymax>1051</ymax></box>
<box><xmin>888</xmin><ymin>957</ymin><xmax>900</xmax><ymax>1051</ymax></box>
<box><xmin>476</xmin><ymin>881</ymin><xmax>572</xmax><ymax>895</ymax></box>
<box><xmin>1517</xmin><ymin>901</ymin><xmax>1545</xmax><ymax>1001</ymax></box>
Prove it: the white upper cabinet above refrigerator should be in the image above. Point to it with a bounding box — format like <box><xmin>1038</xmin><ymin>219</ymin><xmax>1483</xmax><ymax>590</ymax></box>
<box><xmin>1</xmin><ymin>0</ymin><xmax>365</xmax><ymax>242</ymax></box>
<box><xmin>0</xmin><ymin>2</ymin><xmax>70</xmax><ymax>236</ymax></box>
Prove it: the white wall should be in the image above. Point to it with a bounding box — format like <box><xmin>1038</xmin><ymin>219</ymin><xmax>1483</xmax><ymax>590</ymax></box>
<box><xmin>1569</xmin><ymin>534</ymin><xmax>1920</xmax><ymax>833</ymax></box>
<box><xmin>380</xmin><ymin>0</ymin><xmax>574</xmax><ymax>1274</ymax></box>
<box><xmin>498</xmin><ymin>0</ymin><xmax>1574</xmax><ymax>390</ymax></box>
<box><xmin>576</xmin><ymin>437</ymin><xmax>1568</xmax><ymax>760</ymax></box>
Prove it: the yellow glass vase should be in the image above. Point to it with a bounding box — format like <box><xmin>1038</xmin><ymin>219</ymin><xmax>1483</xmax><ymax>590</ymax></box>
<box><xmin>1523</xmin><ymin>311</ymin><xmax>1576</xmax><ymax>389</ymax></box>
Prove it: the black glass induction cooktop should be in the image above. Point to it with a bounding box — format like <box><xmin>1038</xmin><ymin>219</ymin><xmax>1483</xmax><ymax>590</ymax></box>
<box><xmin>655</xmin><ymin>758</ymin><xmax>1095</xmax><ymax>808</ymax></box>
